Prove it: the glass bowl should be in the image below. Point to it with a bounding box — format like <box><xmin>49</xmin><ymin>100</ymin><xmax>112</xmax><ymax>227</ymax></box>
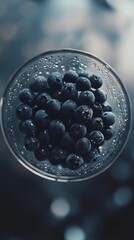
<box><xmin>0</xmin><ymin>49</ymin><xmax>131</xmax><ymax>182</ymax></box>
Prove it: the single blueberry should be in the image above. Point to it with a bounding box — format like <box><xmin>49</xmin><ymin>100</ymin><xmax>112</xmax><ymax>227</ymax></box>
<box><xmin>39</xmin><ymin>129</ymin><xmax>51</xmax><ymax>146</ymax></box>
<box><xmin>66</xmin><ymin>153</ymin><xmax>84</xmax><ymax>170</ymax></box>
<box><xmin>77</xmin><ymin>91</ymin><xmax>95</xmax><ymax>106</ymax></box>
<box><xmin>102</xmin><ymin>126</ymin><xmax>115</xmax><ymax>140</ymax></box>
<box><xmin>24</xmin><ymin>136</ymin><xmax>40</xmax><ymax>151</ymax></box>
<box><xmin>61</xmin><ymin>100</ymin><xmax>77</xmax><ymax>117</ymax></box>
<box><xmin>60</xmin><ymin>132</ymin><xmax>75</xmax><ymax>149</ymax></box>
<box><xmin>75</xmin><ymin>137</ymin><xmax>91</xmax><ymax>154</ymax></box>
<box><xmin>75</xmin><ymin>105</ymin><xmax>93</xmax><ymax>123</ymax></box>
<box><xmin>70</xmin><ymin>123</ymin><xmax>87</xmax><ymax>139</ymax></box>
<box><xmin>63</xmin><ymin>70</ymin><xmax>78</xmax><ymax>83</ymax></box>
<box><xmin>89</xmin><ymin>74</ymin><xmax>103</xmax><ymax>89</ymax></box>
<box><xmin>102</xmin><ymin>103</ymin><xmax>112</xmax><ymax>112</ymax></box>
<box><xmin>101</xmin><ymin>111</ymin><xmax>116</xmax><ymax>126</ymax></box>
<box><xmin>34</xmin><ymin>110</ymin><xmax>50</xmax><ymax>129</ymax></box>
<box><xmin>34</xmin><ymin>148</ymin><xmax>49</xmax><ymax>161</ymax></box>
<box><xmin>49</xmin><ymin>119</ymin><xmax>65</xmax><ymax>137</ymax></box>
<box><xmin>50</xmin><ymin>147</ymin><xmax>68</xmax><ymax>165</ymax></box>
<box><xmin>90</xmin><ymin>117</ymin><xmax>104</xmax><ymax>131</ymax></box>
<box><xmin>45</xmin><ymin>99</ymin><xmax>61</xmax><ymax>115</ymax></box>
<box><xmin>92</xmin><ymin>103</ymin><xmax>103</xmax><ymax>117</ymax></box>
<box><xmin>16</xmin><ymin>104</ymin><xmax>32</xmax><ymax>120</ymax></box>
<box><xmin>94</xmin><ymin>89</ymin><xmax>107</xmax><ymax>104</ymax></box>
<box><xmin>35</xmin><ymin>92</ymin><xmax>51</xmax><ymax>108</ymax></box>
<box><xmin>61</xmin><ymin>83</ymin><xmax>77</xmax><ymax>101</ymax></box>
<box><xmin>84</xmin><ymin>147</ymin><xmax>100</xmax><ymax>163</ymax></box>
<box><xmin>19</xmin><ymin>88</ymin><xmax>34</xmax><ymax>105</ymax></box>
<box><xmin>30</xmin><ymin>75</ymin><xmax>48</xmax><ymax>92</ymax></box>
<box><xmin>76</xmin><ymin>77</ymin><xmax>91</xmax><ymax>91</ymax></box>
<box><xmin>19</xmin><ymin>119</ymin><xmax>37</xmax><ymax>136</ymax></box>
<box><xmin>88</xmin><ymin>130</ymin><xmax>104</xmax><ymax>147</ymax></box>
<box><xmin>47</xmin><ymin>71</ymin><xmax>63</xmax><ymax>91</ymax></box>
<box><xmin>78</xmin><ymin>72</ymin><xmax>90</xmax><ymax>78</ymax></box>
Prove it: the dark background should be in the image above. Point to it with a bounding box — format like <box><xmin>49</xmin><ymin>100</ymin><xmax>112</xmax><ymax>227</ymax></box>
<box><xmin>0</xmin><ymin>0</ymin><xmax>134</xmax><ymax>239</ymax></box>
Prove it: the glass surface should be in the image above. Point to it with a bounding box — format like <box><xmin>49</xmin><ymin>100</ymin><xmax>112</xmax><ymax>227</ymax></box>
<box><xmin>0</xmin><ymin>49</ymin><xmax>131</xmax><ymax>182</ymax></box>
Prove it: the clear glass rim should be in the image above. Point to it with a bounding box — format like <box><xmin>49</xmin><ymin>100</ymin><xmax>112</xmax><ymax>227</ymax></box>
<box><xmin>0</xmin><ymin>48</ymin><xmax>132</xmax><ymax>182</ymax></box>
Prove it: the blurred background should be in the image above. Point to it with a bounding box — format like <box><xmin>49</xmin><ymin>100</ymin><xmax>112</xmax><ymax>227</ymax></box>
<box><xmin>0</xmin><ymin>0</ymin><xmax>134</xmax><ymax>239</ymax></box>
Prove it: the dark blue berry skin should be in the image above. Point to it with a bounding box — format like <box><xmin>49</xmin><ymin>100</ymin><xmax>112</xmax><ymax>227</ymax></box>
<box><xmin>24</xmin><ymin>136</ymin><xmax>40</xmax><ymax>151</ymax></box>
<box><xmin>50</xmin><ymin>147</ymin><xmax>68</xmax><ymax>165</ymax></box>
<box><xmin>66</xmin><ymin>153</ymin><xmax>84</xmax><ymax>170</ymax></box>
<box><xmin>85</xmin><ymin>147</ymin><xmax>100</xmax><ymax>163</ymax></box>
<box><xmin>34</xmin><ymin>110</ymin><xmax>50</xmax><ymax>129</ymax></box>
<box><xmin>75</xmin><ymin>137</ymin><xmax>91</xmax><ymax>154</ymax></box>
<box><xmin>78</xmin><ymin>72</ymin><xmax>89</xmax><ymax>78</ymax></box>
<box><xmin>94</xmin><ymin>89</ymin><xmax>107</xmax><ymax>104</ymax></box>
<box><xmin>89</xmin><ymin>74</ymin><xmax>103</xmax><ymax>89</ymax></box>
<box><xmin>47</xmin><ymin>71</ymin><xmax>63</xmax><ymax>91</ymax></box>
<box><xmin>102</xmin><ymin>126</ymin><xmax>115</xmax><ymax>140</ymax></box>
<box><xmin>19</xmin><ymin>119</ymin><xmax>37</xmax><ymax>136</ymax></box>
<box><xmin>61</xmin><ymin>83</ymin><xmax>77</xmax><ymax>101</ymax></box>
<box><xmin>88</xmin><ymin>130</ymin><xmax>104</xmax><ymax>147</ymax></box>
<box><xmin>60</xmin><ymin>132</ymin><xmax>75</xmax><ymax>149</ymax></box>
<box><xmin>34</xmin><ymin>148</ymin><xmax>49</xmax><ymax>161</ymax></box>
<box><xmin>76</xmin><ymin>77</ymin><xmax>91</xmax><ymax>91</ymax></box>
<box><xmin>35</xmin><ymin>92</ymin><xmax>51</xmax><ymax>108</ymax></box>
<box><xmin>30</xmin><ymin>76</ymin><xmax>48</xmax><ymax>92</ymax></box>
<box><xmin>63</xmin><ymin>70</ymin><xmax>78</xmax><ymax>83</ymax></box>
<box><xmin>70</xmin><ymin>123</ymin><xmax>87</xmax><ymax>139</ymax></box>
<box><xmin>75</xmin><ymin>105</ymin><xmax>93</xmax><ymax>123</ymax></box>
<box><xmin>45</xmin><ymin>99</ymin><xmax>61</xmax><ymax>115</ymax></box>
<box><xmin>77</xmin><ymin>91</ymin><xmax>95</xmax><ymax>106</ymax></box>
<box><xmin>19</xmin><ymin>88</ymin><xmax>34</xmax><ymax>106</ymax></box>
<box><xmin>90</xmin><ymin>117</ymin><xmax>104</xmax><ymax>131</ymax></box>
<box><xmin>39</xmin><ymin>129</ymin><xmax>51</xmax><ymax>146</ymax></box>
<box><xmin>101</xmin><ymin>111</ymin><xmax>116</xmax><ymax>126</ymax></box>
<box><xmin>92</xmin><ymin>103</ymin><xmax>103</xmax><ymax>117</ymax></box>
<box><xmin>49</xmin><ymin>119</ymin><xmax>65</xmax><ymax>137</ymax></box>
<box><xmin>61</xmin><ymin>100</ymin><xmax>77</xmax><ymax>117</ymax></box>
<box><xmin>51</xmin><ymin>91</ymin><xmax>62</xmax><ymax>101</ymax></box>
<box><xmin>102</xmin><ymin>103</ymin><xmax>112</xmax><ymax>112</ymax></box>
<box><xmin>16</xmin><ymin>104</ymin><xmax>32</xmax><ymax>120</ymax></box>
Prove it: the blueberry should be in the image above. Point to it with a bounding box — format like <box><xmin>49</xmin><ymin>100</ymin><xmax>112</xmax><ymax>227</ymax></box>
<box><xmin>60</xmin><ymin>132</ymin><xmax>75</xmax><ymax>149</ymax></box>
<box><xmin>49</xmin><ymin>119</ymin><xmax>65</xmax><ymax>137</ymax></box>
<box><xmin>102</xmin><ymin>126</ymin><xmax>115</xmax><ymax>140</ymax></box>
<box><xmin>61</xmin><ymin>83</ymin><xmax>77</xmax><ymax>101</ymax></box>
<box><xmin>45</xmin><ymin>99</ymin><xmax>61</xmax><ymax>115</ymax></box>
<box><xmin>92</xmin><ymin>103</ymin><xmax>103</xmax><ymax>117</ymax></box>
<box><xmin>24</xmin><ymin>136</ymin><xmax>40</xmax><ymax>151</ymax></box>
<box><xmin>90</xmin><ymin>117</ymin><xmax>103</xmax><ymax>131</ymax></box>
<box><xmin>77</xmin><ymin>91</ymin><xmax>95</xmax><ymax>106</ymax></box>
<box><xmin>76</xmin><ymin>77</ymin><xmax>91</xmax><ymax>91</ymax></box>
<box><xmin>75</xmin><ymin>137</ymin><xmax>91</xmax><ymax>154</ymax></box>
<box><xmin>47</xmin><ymin>71</ymin><xmax>63</xmax><ymax>91</ymax></box>
<box><xmin>34</xmin><ymin>110</ymin><xmax>50</xmax><ymax>129</ymax></box>
<box><xmin>19</xmin><ymin>119</ymin><xmax>37</xmax><ymax>136</ymax></box>
<box><xmin>63</xmin><ymin>70</ymin><xmax>78</xmax><ymax>83</ymax></box>
<box><xmin>39</xmin><ymin>129</ymin><xmax>51</xmax><ymax>146</ymax></box>
<box><xmin>102</xmin><ymin>103</ymin><xmax>112</xmax><ymax>112</ymax></box>
<box><xmin>51</xmin><ymin>91</ymin><xmax>62</xmax><ymax>101</ymax></box>
<box><xmin>94</xmin><ymin>89</ymin><xmax>107</xmax><ymax>104</ymax></box>
<box><xmin>78</xmin><ymin>72</ymin><xmax>90</xmax><ymax>78</ymax></box>
<box><xmin>34</xmin><ymin>148</ymin><xmax>49</xmax><ymax>161</ymax></box>
<box><xmin>30</xmin><ymin>75</ymin><xmax>48</xmax><ymax>92</ymax></box>
<box><xmin>50</xmin><ymin>147</ymin><xmax>68</xmax><ymax>165</ymax></box>
<box><xmin>101</xmin><ymin>111</ymin><xmax>116</xmax><ymax>126</ymax></box>
<box><xmin>61</xmin><ymin>100</ymin><xmax>77</xmax><ymax>117</ymax></box>
<box><xmin>35</xmin><ymin>92</ymin><xmax>51</xmax><ymax>108</ymax></box>
<box><xmin>88</xmin><ymin>130</ymin><xmax>104</xmax><ymax>147</ymax></box>
<box><xmin>66</xmin><ymin>153</ymin><xmax>84</xmax><ymax>170</ymax></box>
<box><xmin>16</xmin><ymin>104</ymin><xmax>32</xmax><ymax>120</ymax></box>
<box><xmin>70</xmin><ymin>123</ymin><xmax>87</xmax><ymax>138</ymax></box>
<box><xmin>85</xmin><ymin>147</ymin><xmax>100</xmax><ymax>163</ymax></box>
<box><xmin>75</xmin><ymin>105</ymin><xmax>93</xmax><ymax>123</ymax></box>
<box><xmin>89</xmin><ymin>74</ymin><xmax>103</xmax><ymax>89</ymax></box>
<box><xmin>19</xmin><ymin>88</ymin><xmax>34</xmax><ymax>105</ymax></box>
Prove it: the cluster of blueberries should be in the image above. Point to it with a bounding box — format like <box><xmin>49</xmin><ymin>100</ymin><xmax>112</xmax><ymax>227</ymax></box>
<box><xmin>15</xmin><ymin>70</ymin><xmax>116</xmax><ymax>170</ymax></box>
